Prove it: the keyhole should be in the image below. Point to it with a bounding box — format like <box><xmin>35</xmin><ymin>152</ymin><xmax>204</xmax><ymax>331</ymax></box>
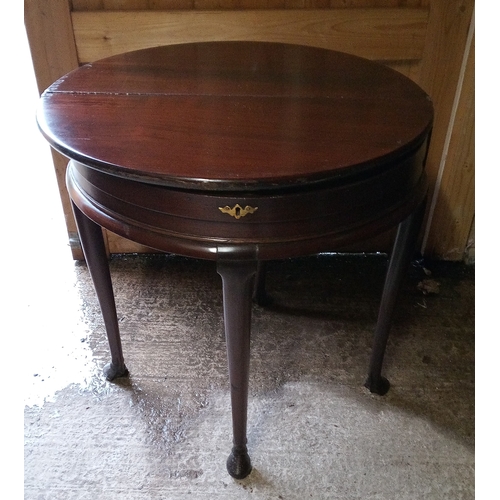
<box><xmin>235</xmin><ymin>206</ymin><xmax>241</xmax><ymax>217</ymax></box>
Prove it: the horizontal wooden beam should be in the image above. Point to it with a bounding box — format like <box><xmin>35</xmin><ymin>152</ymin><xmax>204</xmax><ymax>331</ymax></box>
<box><xmin>72</xmin><ymin>8</ymin><xmax>428</xmax><ymax>63</ymax></box>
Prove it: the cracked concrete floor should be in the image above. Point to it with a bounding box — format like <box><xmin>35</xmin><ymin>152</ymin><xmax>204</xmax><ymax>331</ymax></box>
<box><xmin>23</xmin><ymin>253</ymin><xmax>474</xmax><ymax>500</ymax></box>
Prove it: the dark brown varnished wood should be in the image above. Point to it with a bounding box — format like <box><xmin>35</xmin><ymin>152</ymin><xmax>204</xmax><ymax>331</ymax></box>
<box><xmin>65</xmin><ymin>149</ymin><xmax>428</xmax><ymax>261</ymax></box>
<box><xmin>37</xmin><ymin>42</ymin><xmax>433</xmax><ymax>479</ymax></box>
<box><xmin>365</xmin><ymin>198</ymin><xmax>427</xmax><ymax>395</ymax></box>
<box><xmin>217</xmin><ymin>260</ymin><xmax>258</xmax><ymax>479</ymax></box>
<box><xmin>71</xmin><ymin>201</ymin><xmax>128</xmax><ymax>381</ymax></box>
<box><xmin>38</xmin><ymin>42</ymin><xmax>432</xmax><ymax>190</ymax></box>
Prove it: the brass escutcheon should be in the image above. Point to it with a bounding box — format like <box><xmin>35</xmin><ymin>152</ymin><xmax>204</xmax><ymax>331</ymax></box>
<box><xmin>219</xmin><ymin>204</ymin><xmax>258</xmax><ymax>220</ymax></box>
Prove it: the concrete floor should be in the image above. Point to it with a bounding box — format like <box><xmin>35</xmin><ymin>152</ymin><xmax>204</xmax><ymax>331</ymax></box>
<box><xmin>23</xmin><ymin>253</ymin><xmax>474</xmax><ymax>499</ymax></box>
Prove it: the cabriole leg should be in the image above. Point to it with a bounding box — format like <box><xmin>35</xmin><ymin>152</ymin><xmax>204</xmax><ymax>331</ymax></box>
<box><xmin>71</xmin><ymin>202</ymin><xmax>128</xmax><ymax>381</ymax></box>
<box><xmin>217</xmin><ymin>260</ymin><xmax>257</xmax><ymax>479</ymax></box>
<box><xmin>365</xmin><ymin>200</ymin><xmax>426</xmax><ymax>395</ymax></box>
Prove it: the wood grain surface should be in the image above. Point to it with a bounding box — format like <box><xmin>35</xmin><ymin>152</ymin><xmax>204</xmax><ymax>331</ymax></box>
<box><xmin>38</xmin><ymin>42</ymin><xmax>433</xmax><ymax>190</ymax></box>
<box><xmin>72</xmin><ymin>8</ymin><xmax>428</xmax><ymax>64</ymax></box>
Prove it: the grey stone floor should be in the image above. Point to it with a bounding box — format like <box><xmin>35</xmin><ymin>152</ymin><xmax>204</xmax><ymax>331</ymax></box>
<box><xmin>23</xmin><ymin>253</ymin><xmax>474</xmax><ymax>499</ymax></box>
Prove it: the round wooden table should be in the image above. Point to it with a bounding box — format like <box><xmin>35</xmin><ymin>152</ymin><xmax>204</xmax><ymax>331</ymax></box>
<box><xmin>37</xmin><ymin>42</ymin><xmax>433</xmax><ymax>479</ymax></box>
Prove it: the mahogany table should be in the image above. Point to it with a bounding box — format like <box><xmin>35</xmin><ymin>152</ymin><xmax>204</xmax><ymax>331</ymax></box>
<box><xmin>37</xmin><ymin>42</ymin><xmax>433</xmax><ymax>479</ymax></box>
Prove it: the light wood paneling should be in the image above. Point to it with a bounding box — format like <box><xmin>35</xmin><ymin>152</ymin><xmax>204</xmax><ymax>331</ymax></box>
<box><xmin>423</xmin><ymin>30</ymin><xmax>474</xmax><ymax>260</ymax></box>
<box><xmin>25</xmin><ymin>0</ymin><xmax>84</xmax><ymax>259</ymax></box>
<box><xmin>25</xmin><ymin>0</ymin><xmax>79</xmax><ymax>94</ymax></box>
<box><xmin>72</xmin><ymin>8</ymin><xmax>428</xmax><ymax>64</ymax></box>
<box><xmin>465</xmin><ymin>216</ymin><xmax>474</xmax><ymax>264</ymax></box>
<box><xmin>105</xmin><ymin>231</ymin><xmax>157</xmax><ymax>254</ymax></box>
<box><xmin>418</xmin><ymin>0</ymin><xmax>475</xmax><ymax>260</ymax></box>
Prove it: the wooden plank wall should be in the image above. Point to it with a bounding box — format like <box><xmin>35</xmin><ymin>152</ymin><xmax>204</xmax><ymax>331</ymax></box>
<box><xmin>71</xmin><ymin>9</ymin><xmax>428</xmax><ymax>63</ymax></box>
<box><xmin>25</xmin><ymin>0</ymin><xmax>475</xmax><ymax>261</ymax></box>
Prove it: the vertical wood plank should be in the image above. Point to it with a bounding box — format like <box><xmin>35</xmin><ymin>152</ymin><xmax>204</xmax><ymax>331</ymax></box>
<box><xmin>418</xmin><ymin>0</ymin><xmax>475</xmax><ymax>259</ymax></box>
<box><xmin>25</xmin><ymin>0</ymin><xmax>79</xmax><ymax>93</ymax></box>
<box><xmin>464</xmin><ymin>216</ymin><xmax>474</xmax><ymax>264</ymax></box>
<box><xmin>25</xmin><ymin>0</ymin><xmax>83</xmax><ymax>259</ymax></box>
<box><xmin>423</xmin><ymin>29</ymin><xmax>474</xmax><ymax>260</ymax></box>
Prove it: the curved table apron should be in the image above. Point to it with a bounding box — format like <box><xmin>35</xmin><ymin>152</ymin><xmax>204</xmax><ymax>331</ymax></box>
<box><xmin>37</xmin><ymin>42</ymin><xmax>433</xmax><ymax>480</ymax></box>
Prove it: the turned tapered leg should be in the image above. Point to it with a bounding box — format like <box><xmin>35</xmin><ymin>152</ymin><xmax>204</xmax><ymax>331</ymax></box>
<box><xmin>365</xmin><ymin>200</ymin><xmax>426</xmax><ymax>395</ymax></box>
<box><xmin>71</xmin><ymin>202</ymin><xmax>128</xmax><ymax>381</ymax></box>
<box><xmin>217</xmin><ymin>260</ymin><xmax>257</xmax><ymax>479</ymax></box>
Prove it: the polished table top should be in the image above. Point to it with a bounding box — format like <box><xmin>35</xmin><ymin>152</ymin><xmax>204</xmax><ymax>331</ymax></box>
<box><xmin>37</xmin><ymin>42</ymin><xmax>432</xmax><ymax>191</ymax></box>
<box><xmin>36</xmin><ymin>42</ymin><xmax>433</xmax><ymax>479</ymax></box>
<box><xmin>37</xmin><ymin>42</ymin><xmax>433</xmax><ymax>261</ymax></box>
